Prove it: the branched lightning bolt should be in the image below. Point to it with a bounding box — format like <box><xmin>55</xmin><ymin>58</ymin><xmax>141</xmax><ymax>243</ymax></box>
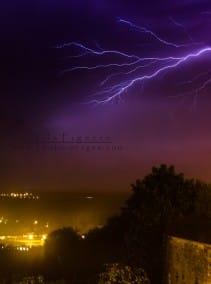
<box><xmin>169</xmin><ymin>17</ymin><xmax>194</xmax><ymax>42</ymax></box>
<box><xmin>56</xmin><ymin>18</ymin><xmax>211</xmax><ymax>104</ymax></box>
<box><xmin>117</xmin><ymin>18</ymin><xmax>199</xmax><ymax>48</ymax></box>
<box><xmin>179</xmin><ymin>69</ymin><xmax>211</xmax><ymax>87</ymax></box>
<box><xmin>55</xmin><ymin>42</ymin><xmax>140</xmax><ymax>59</ymax></box>
<box><xmin>93</xmin><ymin>48</ymin><xmax>211</xmax><ymax>104</ymax></box>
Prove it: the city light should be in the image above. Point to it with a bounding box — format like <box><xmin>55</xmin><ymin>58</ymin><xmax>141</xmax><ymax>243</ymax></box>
<box><xmin>0</xmin><ymin>192</ymin><xmax>40</xmax><ymax>200</ymax></box>
<box><xmin>85</xmin><ymin>196</ymin><xmax>94</xmax><ymax>200</ymax></box>
<box><xmin>41</xmin><ymin>234</ymin><xmax>47</xmax><ymax>241</ymax></box>
<box><xmin>28</xmin><ymin>234</ymin><xmax>34</xmax><ymax>240</ymax></box>
<box><xmin>0</xmin><ymin>234</ymin><xmax>49</xmax><ymax>247</ymax></box>
<box><xmin>0</xmin><ymin>217</ymin><xmax>8</xmax><ymax>225</ymax></box>
<box><xmin>17</xmin><ymin>246</ymin><xmax>29</xmax><ymax>252</ymax></box>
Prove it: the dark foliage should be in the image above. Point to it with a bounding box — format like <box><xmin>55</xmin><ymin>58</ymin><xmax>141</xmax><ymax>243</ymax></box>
<box><xmin>122</xmin><ymin>164</ymin><xmax>211</xmax><ymax>283</ymax></box>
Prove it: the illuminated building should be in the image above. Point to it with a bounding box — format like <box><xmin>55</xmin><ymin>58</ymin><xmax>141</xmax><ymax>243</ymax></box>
<box><xmin>166</xmin><ymin>217</ymin><xmax>211</xmax><ymax>284</ymax></box>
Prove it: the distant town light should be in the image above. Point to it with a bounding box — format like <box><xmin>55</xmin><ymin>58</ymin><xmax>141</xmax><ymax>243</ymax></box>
<box><xmin>85</xmin><ymin>196</ymin><xmax>94</xmax><ymax>199</ymax></box>
<box><xmin>28</xmin><ymin>234</ymin><xmax>34</xmax><ymax>240</ymax></box>
<box><xmin>0</xmin><ymin>192</ymin><xmax>40</xmax><ymax>200</ymax></box>
<box><xmin>42</xmin><ymin>234</ymin><xmax>47</xmax><ymax>241</ymax></box>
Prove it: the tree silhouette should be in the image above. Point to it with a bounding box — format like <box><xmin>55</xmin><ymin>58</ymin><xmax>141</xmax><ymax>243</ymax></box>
<box><xmin>44</xmin><ymin>227</ymin><xmax>81</xmax><ymax>283</ymax></box>
<box><xmin>123</xmin><ymin>164</ymin><xmax>209</xmax><ymax>283</ymax></box>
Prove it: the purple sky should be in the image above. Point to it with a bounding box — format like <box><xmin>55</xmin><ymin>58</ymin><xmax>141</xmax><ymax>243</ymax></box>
<box><xmin>1</xmin><ymin>0</ymin><xmax>211</xmax><ymax>191</ymax></box>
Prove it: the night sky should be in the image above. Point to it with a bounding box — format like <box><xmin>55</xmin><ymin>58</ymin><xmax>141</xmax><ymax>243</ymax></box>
<box><xmin>1</xmin><ymin>0</ymin><xmax>211</xmax><ymax>191</ymax></box>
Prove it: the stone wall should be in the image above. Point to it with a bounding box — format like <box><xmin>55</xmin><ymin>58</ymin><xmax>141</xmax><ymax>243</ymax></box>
<box><xmin>166</xmin><ymin>236</ymin><xmax>211</xmax><ymax>284</ymax></box>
